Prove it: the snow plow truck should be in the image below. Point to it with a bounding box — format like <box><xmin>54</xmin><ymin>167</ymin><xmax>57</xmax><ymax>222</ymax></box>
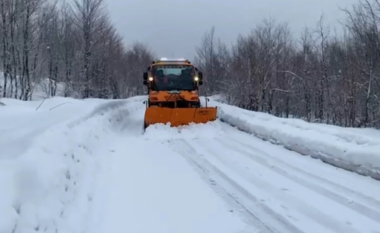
<box><xmin>142</xmin><ymin>58</ymin><xmax>217</xmax><ymax>129</ymax></box>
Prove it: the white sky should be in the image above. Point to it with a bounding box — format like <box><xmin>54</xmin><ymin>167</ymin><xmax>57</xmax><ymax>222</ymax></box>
<box><xmin>103</xmin><ymin>0</ymin><xmax>358</xmax><ymax>59</ymax></box>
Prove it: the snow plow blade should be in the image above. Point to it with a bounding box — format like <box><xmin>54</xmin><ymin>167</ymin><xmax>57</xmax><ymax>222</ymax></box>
<box><xmin>144</xmin><ymin>107</ymin><xmax>217</xmax><ymax>128</ymax></box>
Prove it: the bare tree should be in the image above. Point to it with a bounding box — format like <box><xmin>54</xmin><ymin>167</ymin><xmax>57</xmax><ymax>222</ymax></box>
<box><xmin>194</xmin><ymin>0</ymin><xmax>380</xmax><ymax>128</ymax></box>
<box><xmin>72</xmin><ymin>0</ymin><xmax>104</xmax><ymax>97</ymax></box>
<box><xmin>0</xmin><ymin>0</ymin><xmax>154</xmax><ymax>101</ymax></box>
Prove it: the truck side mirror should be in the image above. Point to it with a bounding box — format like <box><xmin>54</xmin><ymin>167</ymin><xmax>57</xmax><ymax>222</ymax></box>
<box><xmin>198</xmin><ymin>72</ymin><xmax>203</xmax><ymax>85</ymax></box>
<box><xmin>198</xmin><ymin>72</ymin><xmax>203</xmax><ymax>79</ymax></box>
<box><xmin>143</xmin><ymin>72</ymin><xmax>148</xmax><ymax>85</ymax></box>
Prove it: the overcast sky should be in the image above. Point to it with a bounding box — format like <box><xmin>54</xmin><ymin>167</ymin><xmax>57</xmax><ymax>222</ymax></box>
<box><xmin>103</xmin><ymin>0</ymin><xmax>358</xmax><ymax>59</ymax></box>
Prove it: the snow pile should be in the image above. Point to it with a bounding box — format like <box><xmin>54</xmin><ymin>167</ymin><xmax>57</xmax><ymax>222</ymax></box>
<box><xmin>206</xmin><ymin>97</ymin><xmax>380</xmax><ymax>180</ymax></box>
<box><xmin>0</xmin><ymin>96</ymin><xmax>144</xmax><ymax>233</ymax></box>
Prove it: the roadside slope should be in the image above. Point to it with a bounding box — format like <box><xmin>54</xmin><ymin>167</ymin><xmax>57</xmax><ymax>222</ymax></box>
<box><xmin>205</xmin><ymin>97</ymin><xmax>380</xmax><ymax>180</ymax></box>
<box><xmin>0</xmin><ymin>97</ymin><xmax>145</xmax><ymax>233</ymax></box>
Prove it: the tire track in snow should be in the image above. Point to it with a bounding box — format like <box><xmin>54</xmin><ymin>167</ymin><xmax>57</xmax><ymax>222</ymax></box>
<box><xmin>221</xmin><ymin>135</ymin><xmax>380</xmax><ymax>211</ymax></box>
<box><xmin>189</xmin><ymin>138</ymin><xmax>366</xmax><ymax>233</ymax></box>
<box><xmin>170</xmin><ymin>140</ymin><xmax>270</xmax><ymax>233</ymax></box>
<box><xmin>215</xmin><ymin>137</ymin><xmax>380</xmax><ymax>224</ymax></box>
<box><xmin>170</xmin><ymin>139</ymin><xmax>303</xmax><ymax>233</ymax></box>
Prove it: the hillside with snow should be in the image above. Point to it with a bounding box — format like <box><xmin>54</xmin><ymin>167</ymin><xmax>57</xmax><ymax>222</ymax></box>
<box><xmin>0</xmin><ymin>95</ymin><xmax>379</xmax><ymax>233</ymax></box>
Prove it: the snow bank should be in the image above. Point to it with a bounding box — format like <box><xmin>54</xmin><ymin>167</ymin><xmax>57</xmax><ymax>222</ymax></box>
<box><xmin>205</xmin><ymin>97</ymin><xmax>380</xmax><ymax>181</ymax></box>
<box><xmin>0</xmin><ymin>96</ymin><xmax>145</xmax><ymax>233</ymax></box>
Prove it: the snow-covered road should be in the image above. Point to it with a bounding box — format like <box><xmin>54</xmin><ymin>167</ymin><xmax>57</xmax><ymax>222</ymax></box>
<box><xmin>170</xmin><ymin>129</ymin><xmax>380</xmax><ymax>233</ymax></box>
<box><xmin>1</xmin><ymin>96</ymin><xmax>379</xmax><ymax>233</ymax></box>
<box><xmin>97</xmin><ymin>101</ymin><xmax>380</xmax><ymax>233</ymax></box>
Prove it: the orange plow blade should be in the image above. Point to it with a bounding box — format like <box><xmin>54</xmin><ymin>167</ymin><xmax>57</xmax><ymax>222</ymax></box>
<box><xmin>144</xmin><ymin>107</ymin><xmax>217</xmax><ymax>128</ymax></box>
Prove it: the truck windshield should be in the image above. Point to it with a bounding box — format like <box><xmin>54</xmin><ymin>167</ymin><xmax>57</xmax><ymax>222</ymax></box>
<box><xmin>152</xmin><ymin>65</ymin><xmax>195</xmax><ymax>91</ymax></box>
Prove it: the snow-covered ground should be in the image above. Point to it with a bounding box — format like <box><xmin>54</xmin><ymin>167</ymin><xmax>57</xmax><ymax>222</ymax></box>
<box><xmin>0</xmin><ymin>96</ymin><xmax>136</xmax><ymax>233</ymax></box>
<box><xmin>1</xmin><ymin>95</ymin><xmax>379</xmax><ymax>233</ymax></box>
<box><xmin>206</xmin><ymin>97</ymin><xmax>380</xmax><ymax>180</ymax></box>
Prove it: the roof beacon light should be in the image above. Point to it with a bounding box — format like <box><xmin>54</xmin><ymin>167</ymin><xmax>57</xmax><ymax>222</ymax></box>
<box><xmin>158</xmin><ymin>57</ymin><xmax>188</xmax><ymax>61</ymax></box>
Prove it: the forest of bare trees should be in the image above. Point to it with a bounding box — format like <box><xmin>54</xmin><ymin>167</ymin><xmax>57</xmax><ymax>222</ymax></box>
<box><xmin>1</xmin><ymin>0</ymin><xmax>379</xmax><ymax>128</ymax></box>
<box><xmin>0</xmin><ymin>0</ymin><xmax>154</xmax><ymax>100</ymax></box>
<box><xmin>195</xmin><ymin>0</ymin><xmax>380</xmax><ymax>128</ymax></box>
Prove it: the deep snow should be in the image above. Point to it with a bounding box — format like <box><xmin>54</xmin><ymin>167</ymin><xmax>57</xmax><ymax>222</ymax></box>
<box><xmin>1</xmin><ymin>95</ymin><xmax>379</xmax><ymax>233</ymax></box>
